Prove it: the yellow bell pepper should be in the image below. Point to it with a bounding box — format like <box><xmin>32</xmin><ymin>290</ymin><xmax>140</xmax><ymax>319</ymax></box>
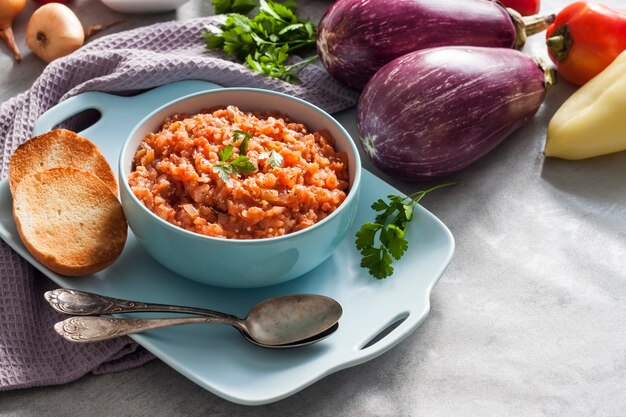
<box><xmin>544</xmin><ymin>49</ymin><xmax>626</xmax><ymax>160</ymax></box>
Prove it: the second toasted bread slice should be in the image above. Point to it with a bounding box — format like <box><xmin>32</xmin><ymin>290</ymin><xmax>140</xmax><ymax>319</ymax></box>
<box><xmin>9</xmin><ymin>129</ymin><xmax>117</xmax><ymax>196</ymax></box>
<box><xmin>13</xmin><ymin>168</ymin><xmax>128</xmax><ymax>276</ymax></box>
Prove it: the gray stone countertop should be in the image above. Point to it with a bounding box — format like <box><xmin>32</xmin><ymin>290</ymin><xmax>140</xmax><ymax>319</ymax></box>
<box><xmin>1</xmin><ymin>0</ymin><xmax>625</xmax><ymax>416</ymax></box>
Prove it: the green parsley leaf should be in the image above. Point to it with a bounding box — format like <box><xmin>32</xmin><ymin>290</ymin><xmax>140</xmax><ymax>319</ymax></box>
<box><xmin>202</xmin><ymin>27</ymin><xmax>225</xmax><ymax>49</ymax></box>
<box><xmin>234</xmin><ymin>130</ymin><xmax>251</xmax><ymax>154</ymax></box>
<box><xmin>355</xmin><ymin>223</ymin><xmax>381</xmax><ymax>251</ymax></box>
<box><xmin>259</xmin><ymin>150</ymin><xmax>283</xmax><ymax>168</ymax></box>
<box><xmin>219</xmin><ymin>144</ymin><xmax>234</xmax><ymax>162</ymax></box>
<box><xmin>259</xmin><ymin>0</ymin><xmax>296</xmax><ymax>22</ymax></box>
<box><xmin>402</xmin><ymin>203</ymin><xmax>414</xmax><ymax>222</ymax></box>
<box><xmin>213</xmin><ymin>163</ymin><xmax>236</xmax><ymax>184</ymax></box>
<box><xmin>229</xmin><ymin>155</ymin><xmax>257</xmax><ymax>175</ymax></box>
<box><xmin>386</xmin><ymin>224</ymin><xmax>408</xmax><ymax>260</ymax></box>
<box><xmin>374</xmin><ymin>202</ymin><xmax>396</xmax><ymax>224</ymax></box>
<box><xmin>360</xmin><ymin>247</ymin><xmax>394</xmax><ymax>279</ymax></box>
<box><xmin>304</xmin><ymin>21</ymin><xmax>314</xmax><ymax>37</ymax></box>
<box><xmin>220</xmin><ymin>16</ymin><xmax>256</xmax><ymax>59</ymax></box>
<box><xmin>355</xmin><ymin>182</ymin><xmax>458</xmax><ymax>279</ymax></box>
<box><xmin>278</xmin><ymin>23</ymin><xmax>304</xmax><ymax>35</ymax></box>
<box><xmin>213</xmin><ymin>0</ymin><xmax>258</xmax><ymax>15</ymax></box>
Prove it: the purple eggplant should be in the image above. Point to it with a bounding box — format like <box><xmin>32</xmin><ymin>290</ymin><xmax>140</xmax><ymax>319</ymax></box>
<box><xmin>356</xmin><ymin>46</ymin><xmax>556</xmax><ymax>181</ymax></box>
<box><xmin>317</xmin><ymin>0</ymin><xmax>554</xmax><ymax>91</ymax></box>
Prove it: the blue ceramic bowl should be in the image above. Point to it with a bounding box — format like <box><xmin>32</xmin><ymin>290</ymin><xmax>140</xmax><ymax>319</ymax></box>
<box><xmin>119</xmin><ymin>88</ymin><xmax>361</xmax><ymax>288</ymax></box>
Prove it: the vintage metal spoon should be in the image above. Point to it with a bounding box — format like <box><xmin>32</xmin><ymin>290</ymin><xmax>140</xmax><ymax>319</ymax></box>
<box><xmin>45</xmin><ymin>289</ymin><xmax>342</xmax><ymax>348</ymax></box>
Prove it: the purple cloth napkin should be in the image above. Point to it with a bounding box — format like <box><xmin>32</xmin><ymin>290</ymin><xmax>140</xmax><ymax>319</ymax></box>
<box><xmin>0</xmin><ymin>16</ymin><xmax>357</xmax><ymax>391</ymax></box>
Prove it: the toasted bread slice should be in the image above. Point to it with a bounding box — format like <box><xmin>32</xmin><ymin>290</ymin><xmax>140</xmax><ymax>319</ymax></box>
<box><xmin>13</xmin><ymin>168</ymin><xmax>127</xmax><ymax>276</ymax></box>
<box><xmin>9</xmin><ymin>129</ymin><xmax>117</xmax><ymax>196</ymax></box>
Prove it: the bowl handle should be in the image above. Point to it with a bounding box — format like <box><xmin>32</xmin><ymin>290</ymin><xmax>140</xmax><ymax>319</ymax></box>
<box><xmin>32</xmin><ymin>81</ymin><xmax>224</xmax><ymax>137</ymax></box>
<box><xmin>33</xmin><ymin>92</ymin><xmax>124</xmax><ymax>136</ymax></box>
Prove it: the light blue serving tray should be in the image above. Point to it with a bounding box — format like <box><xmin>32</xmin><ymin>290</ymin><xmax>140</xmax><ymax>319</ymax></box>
<box><xmin>0</xmin><ymin>81</ymin><xmax>454</xmax><ymax>405</ymax></box>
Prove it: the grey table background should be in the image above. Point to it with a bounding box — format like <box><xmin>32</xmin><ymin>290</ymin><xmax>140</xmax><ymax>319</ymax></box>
<box><xmin>1</xmin><ymin>0</ymin><xmax>625</xmax><ymax>416</ymax></box>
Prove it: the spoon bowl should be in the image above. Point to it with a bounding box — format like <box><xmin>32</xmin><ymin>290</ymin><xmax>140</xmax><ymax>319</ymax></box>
<box><xmin>241</xmin><ymin>294</ymin><xmax>342</xmax><ymax>346</ymax></box>
<box><xmin>46</xmin><ymin>289</ymin><xmax>342</xmax><ymax>348</ymax></box>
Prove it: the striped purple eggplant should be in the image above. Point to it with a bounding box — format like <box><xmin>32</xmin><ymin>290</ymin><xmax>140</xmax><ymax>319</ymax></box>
<box><xmin>356</xmin><ymin>46</ymin><xmax>556</xmax><ymax>181</ymax></box>
<box><xmin>317</xmin><ymin>0</ymin><xmax>554</xmax><ymax>91</ymax></box>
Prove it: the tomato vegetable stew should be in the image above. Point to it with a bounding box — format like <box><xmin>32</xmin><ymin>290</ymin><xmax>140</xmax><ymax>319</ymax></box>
<box><xmin>128</xmin><ymin>106</ymin><xmax>350</xmax><ymax>239</ymax></box>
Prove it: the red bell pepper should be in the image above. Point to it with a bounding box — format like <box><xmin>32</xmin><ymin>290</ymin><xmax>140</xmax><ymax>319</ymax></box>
<box><xmin>499</xmin><ymin>0</ymin><xmax>540</xmax><ymax>17</ymax></box>
<box><xmin>546</xmin><ymin>1</ymin><xmax>626</xmax><ymax>86</ymax></box>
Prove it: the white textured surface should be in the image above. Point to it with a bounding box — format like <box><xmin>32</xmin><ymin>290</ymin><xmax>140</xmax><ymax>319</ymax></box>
<box><xmin>1</xmin><ymin>0</ymin><xmax>626</xmax><ymax>415</ymax></box>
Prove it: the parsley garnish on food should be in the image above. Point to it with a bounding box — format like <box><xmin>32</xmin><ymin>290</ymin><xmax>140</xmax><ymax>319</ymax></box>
<box><xmin>204</xmin><ymin>0</ymin><xmax>317</xmax><ymax>83</ymax></box>
<box><xmin>356</xmin><ymin>182</ymin><xmax>457</xmax><ymax>279</ymax></box>
<box><xmin>259</xmin><ymin>150</ymin><xmax>283</xmax><ymax>168</ymax></box>
<box><xmin>213</xmin><ymin>132</ymin><xmax>256</xmax><ymax>184</ymax></box>
<box><xmin>234</xmin><ymin>129</ymin><xmax>251</xmax><ymax>153</ymax></box>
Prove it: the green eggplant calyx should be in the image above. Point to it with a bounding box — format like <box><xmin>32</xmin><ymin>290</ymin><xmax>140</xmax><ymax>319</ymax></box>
<box><xmin>507</xmin><ymin>8</ymin><xmax>556</xmax><ymax>50</ymax></box>
<box><xmin>532</xmin><ymin>57</ymin><xmax>558</xmax><ymax>91</ymax></box>
<box><xmin>547</xmin><ymin>24</ymin><xmax>573</xmax><ymax>62</ymax></box>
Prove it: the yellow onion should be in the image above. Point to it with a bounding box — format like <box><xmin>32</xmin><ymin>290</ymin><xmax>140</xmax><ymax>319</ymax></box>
<box><xmin>25</xmin><ymin>3</ymin><xmax>85</xmax><ymax>63</ymax></box>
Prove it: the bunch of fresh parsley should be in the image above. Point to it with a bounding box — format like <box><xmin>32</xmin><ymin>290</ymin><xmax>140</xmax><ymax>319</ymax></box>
<box><xmin>204</xmin><ymin>0</ymin><xmax>317</xmax><ymax>83</ymax></box>
<box><xmin>356</xmin><ymin>182</ymin><xmax>457</xmax><ymax>279</ymax></box>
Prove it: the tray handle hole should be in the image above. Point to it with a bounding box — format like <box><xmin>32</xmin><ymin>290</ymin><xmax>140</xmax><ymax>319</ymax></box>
<box><xmin>360</xmin><ymin>312</ymin><xmax>409</xmax><ymax>350</ymax></box>
<box><xmin>53</xmin><ymin>109</ymin><xmax>101</xmax><ymax>133</ymax></box>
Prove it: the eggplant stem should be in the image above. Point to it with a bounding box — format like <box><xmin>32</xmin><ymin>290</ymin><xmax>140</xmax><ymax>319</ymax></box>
<box><xmin>507</xmin><ymin>8</ymin><xmax>555</xmax><ymax>49</ymax></box>
<box><xmin>532</xmin><ymin>57</ymin><xmax>558</xmax><ymax>91</ymax></box>
<box><xmin>0</xmin><ymin>27</ymin><xmax>21</xmax><ymax>62</ymax></box>
<box><xmin>523</xmin><ymin>13</ymin><xmax>556</xmax><ymax>37</ymax></box>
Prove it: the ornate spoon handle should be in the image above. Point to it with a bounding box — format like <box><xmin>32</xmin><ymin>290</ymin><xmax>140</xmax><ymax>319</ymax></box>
<box><xmin>45</xmin><ymin>288</ymin><xmax>234</xmax><ymax>320</ymax></box>
<box><xmin>54</xmin><ymin>316</ymin><xmax>217</xmax><ymax>343</ymax></box>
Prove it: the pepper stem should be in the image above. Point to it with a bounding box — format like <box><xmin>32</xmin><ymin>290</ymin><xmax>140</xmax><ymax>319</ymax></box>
<box><xmin>546</xmin><ymin>24</ymin><xmax>572</xmax><ymax>62</ymax></box>
<box><xmin>0</xmin><ymin>26</ymin><xmax>21</xmax><ymax>62</ymax></box>
<box><xmin>506</xmin><ymin>8</ymin><xmax>556</xmax><ymax>49</ymax></box>
<box><xmin>546</xmin><ymin>35</ymin><xmax>564</xmax><ymax>50</ymax></box>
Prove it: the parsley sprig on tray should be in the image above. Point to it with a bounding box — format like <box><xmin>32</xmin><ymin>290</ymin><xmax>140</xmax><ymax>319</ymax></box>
<box><xmin>356</xmin><ymin>182</ymin><xmax>457</xmax><ymax>279</ymax></box>
<box><xmin>204</xmin><ymin>0</ymin><xmax>317</xmax><ymax>83</ymax></box>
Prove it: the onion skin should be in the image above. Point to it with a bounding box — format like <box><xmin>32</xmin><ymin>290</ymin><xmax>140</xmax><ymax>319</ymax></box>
<box><xmin>356</xmin><ymin>46</ymin><xmax>551</xmax><ymax>181</ymax></box>
<box><xmin>318</xmin><ymin>0</ymin><xmax>516</xmax><ymax>91</ymax></box>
